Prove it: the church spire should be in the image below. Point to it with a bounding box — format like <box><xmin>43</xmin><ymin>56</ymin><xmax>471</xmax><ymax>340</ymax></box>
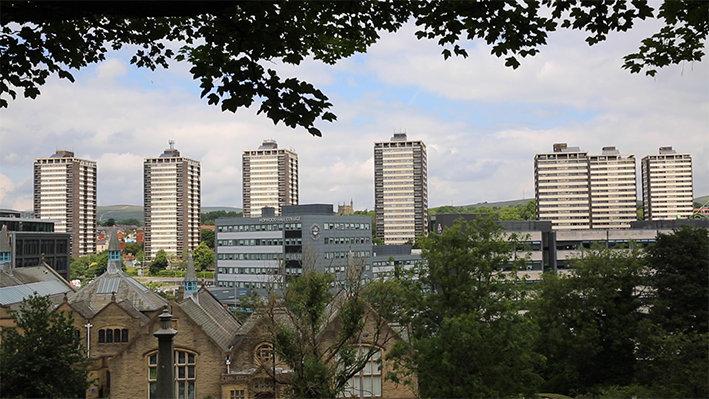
<box><xmin>183</xmin><ymin>252</ymin><xmax>198</xmax><ymax>302</ymax></box>
<box><xmin>106</xmin><ymin>230</ymin><xmax>122</xmax><ymax>274</ymax></box>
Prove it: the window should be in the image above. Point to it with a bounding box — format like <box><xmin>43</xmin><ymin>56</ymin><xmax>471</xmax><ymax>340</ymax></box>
<box><xmin>176</xmin><ymin>350</ymin><xmax>196</xmax><ymax>399</ymax></box>
<box><xmin>230</xmin><ymin>390</ymin><xmax>245</xmax><ymax>399</ymax></box>
<box><xmin>147</xmin><ymin>350</ymin><xmax>196</xmax><ymax>399</ymax></box>
<box><xmin>255</xmin><ymin>343</ymin><xmax>274</xmax><ymax>364</ymax></box>
<box><xmin>342</xmin><ymin>348</ymin><xmax>382</xmax><ymax>397</ymax></box>
<box><xmin>97</xmin><ymin>328</ymin><xmax>128</xmax><ymax>344</ymax></box>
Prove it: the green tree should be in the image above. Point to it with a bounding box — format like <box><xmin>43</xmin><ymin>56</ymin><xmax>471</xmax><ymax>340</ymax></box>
<box><xmin>115</xmin><ymin>218</ymin><xmax>142</xmax><ymax>226</ymax></box>
<box><xmin>388</xmin><ymin>217</ymin><xmax>542</xmax><ymax>398</ymax></box>
<box><xmin>102</xmin><ymin>218</ymin><xmax>116</xmax><ymax>227</ymax></box>
<box><xmin>122</xmin><ymin>242</ymin><xmax>143</xmax><ymax>257</ymax></box>
<box><xmin>646</xmin><ymin>225</ymin><xmax>709</xmax><ymax>335</ymax></box>
<box><xmin>201</xmin><ymin>210</ymin><xmax>242</xmax><ymax>225</ymax></box>
<box><xmin>192</xmin><ymin>242</ymin><xmax>215</xmax><ymax>271</ymax></box>
<box><xmin>150</xmin><ymin>249</ymin><xmax>169</xmax><ymax>275</ymax></box>
<box><xmin>200</xmin><ymin>228</ymin><xmax>215</xmax><ymax>249</ymax></box>
<box><xmin>271</xmin><ymin>262</ymin><xmax>387</xmax><ymax>398</ymax></box>
<box><xmin>0</xmin><ymin>294</ymin><xmax>93</xmax><ymax>398</ymax></box>
<box><xmin>633</xmin><ymin>325</ymin><xmax>709</xmax><ymax>398</ymax></box>
<box><xmin>529</xmin><ymin>247</ymin><xmax>649</xmax><ymax>396</ymax></box>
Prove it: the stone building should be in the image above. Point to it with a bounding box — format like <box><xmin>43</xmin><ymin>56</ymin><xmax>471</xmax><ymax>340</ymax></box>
<box><xmin>58</xmin><ymin>232</ymin><xmax>241</xmax><ymax>399</ymax></box>
<box><xmin>3</xmin><ymin>229</ymin><xmax>416</xmax><ymax>399</ymax></box>
<box><xmin>220</xmin><ymin>294</ymin><xmax>417</xmax><ymax>399</ymax></box>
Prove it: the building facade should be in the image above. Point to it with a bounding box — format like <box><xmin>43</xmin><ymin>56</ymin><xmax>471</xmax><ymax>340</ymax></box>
<box><xmin>374</xmin><ymin>133</ymin><xmax>428</xmax><ymax>245</ymax></box>
<box><xmin>535</xmin><ymin>144</ymin><xmax>591</xmax><ymax>230</ymax></box>
<box><xmin>34</xmin><ymin>150</ymin><xmax>96</xmax><ymax>258</ymax></box>
<box><xmin>588</xmin><ymin>146</ymin><xmax>637</xmax><ymax>229</ymax></box>
<box><xmin>641</xmin><ymin>146</ymin><xmax>693</xmax><ymax>220</ymax></box>
<box><xmin>429</xmin><ymin>213</ymin><xmax>708</xmax><ymax>282</ymax></box>
<box><xmin>242</xmin><ymin>140</ymin><xmax>298</xmax><ymax>218</ymax></box>
<box><xmin>215</xmin><ymin>204</ymin><xmax>373</xmax><ymax>292</ymax></box>
<box><xmin>143</xmin><ymin>142</ymin><xmax>201</xmax><ymax>260</ymax></box>
<box><xmin>535</xmin><ymin>144</ymin><xmax>639</xmax><ymax>230</ymax></box>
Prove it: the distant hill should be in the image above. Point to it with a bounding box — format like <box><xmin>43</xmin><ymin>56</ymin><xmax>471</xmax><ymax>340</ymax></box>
<box><xmin>202</xmin><ymin>206</ymin><xmax>242</xmax><ymax>213</ymax></box>
<box><xmin>98</xmin><ymin>205</ymin><xmax>242</xmax><ymax>223</ymax></box>
<box><xmin>97</xmin><ymin>205</ymin><xmax>143</xmax><ymax>223</ymax></box>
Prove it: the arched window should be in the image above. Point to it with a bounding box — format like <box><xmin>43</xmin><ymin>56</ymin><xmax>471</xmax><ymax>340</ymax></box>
<box><xmin>342</xmin><ymin>348</ymin><xmax>381</xmax><ymax>397</ymax></box>
<box><xmin>147</xmin><ymin>350</ymin><xmax>197</xmax><ymax>399</ymax></box>
<box><xmin>255</xmin><ymin>343</ymin><xmax>274</xmax><ymax>364</ymax></box>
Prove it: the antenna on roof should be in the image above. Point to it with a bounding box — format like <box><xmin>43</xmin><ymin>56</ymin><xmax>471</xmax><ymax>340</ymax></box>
<box><xmin>168</xmin><ymin>140</ymin><xmax>175</xmax><ymax>150</ymax></box>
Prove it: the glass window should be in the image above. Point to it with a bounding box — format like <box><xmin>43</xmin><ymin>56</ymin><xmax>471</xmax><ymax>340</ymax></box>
<box><xmin>342</xmin><ymin>348</ymin><xmax>382</xmax><ymax>397</ymax></box>
<box><xmin>255</xmin><ymin>343</ymin><xmax>274</xmax><ymax>364</ymax></box>
<box><xmin>175</xmin><ymin>350</ymin><xmax>196</xmax><ymax>399</ymax></box>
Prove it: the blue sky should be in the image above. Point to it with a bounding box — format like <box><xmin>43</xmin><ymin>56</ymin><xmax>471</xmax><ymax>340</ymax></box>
<box><xmin>1</xmin><ymin>18</ymin><xmax>707</xmax><ymax>212</ymax></box>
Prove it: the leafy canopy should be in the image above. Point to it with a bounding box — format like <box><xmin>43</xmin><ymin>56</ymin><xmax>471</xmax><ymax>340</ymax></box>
<box><xmin>529</xmin><ymin>246</ymin><xmax>649</xmax><ymax>396</ymax></box>
<box><xmin>2</xmin><ymin>1</ymin><xmax>706</xmax><ymax>134</ymax></box>
<box><xmin>0</xmin><ymin>294</ymin><xmax>93</xmax><ymax>398</ymax></box>
<box><xmin>387</xmin><ymin>217</ymin><xmax>543</xmax><ymax>398</ymax></box>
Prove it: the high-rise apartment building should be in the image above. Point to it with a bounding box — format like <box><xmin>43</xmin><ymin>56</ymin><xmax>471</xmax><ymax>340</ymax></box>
<box><xmin>536</xmin><ymin>144</ymin><xmax>639</xmax><ymax>230</ymax></box>
<box><xmin>242</xmin><ymin>140</ymin><xmax>298</xmax><ymax>218</ymax></box>
<box><xmin>143</xmin><ymin>141</ymin><xmax>201</xmax><ymax>260</ymax></box>
<box><xmin>34</xmin><ymin>150</ymin><xmax>96</xmax><ymax>258</ymax></box>
<box><xmin>535</xmin><ymin>144</ymin><xmax>591</xmax><ymax>230</ymax></box>
<box><xmin>589</xmin><ymin>147</ymin><xmax>637</xmax><ymax>229</ymax></box>
<box><xmin>641</xmin><ymin>146</ymin><xmax>693</xmax><ymax>220</ymax></box>
<box><xmin>374</xmin><ymin>133</ymin><xmax>428</xmax><ymax>244</ymax></box>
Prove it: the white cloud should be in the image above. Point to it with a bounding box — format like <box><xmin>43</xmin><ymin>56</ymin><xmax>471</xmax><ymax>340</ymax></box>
<box><xmin>0</xmin><ymin>19</ymin><xmax>706</xmax><ymax>214</ymax></box>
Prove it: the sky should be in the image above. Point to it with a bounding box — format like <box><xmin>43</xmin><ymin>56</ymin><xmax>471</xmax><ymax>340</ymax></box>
<box><xmin>1</xmin><ymin>18</ymin><xmax>707</xmax><ymax>212</ymax></box>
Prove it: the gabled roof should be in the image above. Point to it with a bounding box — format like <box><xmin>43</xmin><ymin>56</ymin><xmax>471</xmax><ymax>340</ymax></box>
<box><xmin>0</xmin><ymin>264</ymin><xmax>75</xmax><ymax>307</ymax></box>
<box><xmin>177</xmin><ymin>288</ymin><xmax>241</xmax><ymax>351</ymax></box>
<box><xmin>70</xmin><ymin>270</ymin><xmax>167</xmax><ymax>312</ymax></box>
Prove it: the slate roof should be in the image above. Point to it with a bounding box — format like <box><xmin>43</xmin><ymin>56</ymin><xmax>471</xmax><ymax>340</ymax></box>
<box><xmin>0</xmin><ymin>264</ymin><xmax>75</xmax><ymax>307</ymax></box>
<box><xmin>70</xmin><ymin>270</ymin><xmax>167</xmax><ymax>312</ymax></box>
<box><xmin>108</xmin><ymin>230</ymin><xmax>120</xmax><ymax>252</ymax></box>
<box><xmin>184</xmin><ymin>253</ymin><xmax>197</xmax><ymax>282</ymax></box>
<box><xmin>178</xmin><ymin>288</ymin><xmax>241</xmax><ymax>351</ymax></box>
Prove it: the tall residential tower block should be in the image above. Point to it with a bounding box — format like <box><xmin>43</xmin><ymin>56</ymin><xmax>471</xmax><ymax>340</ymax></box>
<box><xmin>374</xmin><ymin>133</ymin><xmax>428</xmax><ymax>244</ymax></box>
<box><xmin>34</xmin><ymin>150</ymin><xmax>96</xmax><ymax>258</ymax></box>
<box><xmin>641</xmin><ymin>147</ymin><xmax>693</xmax><ymax>220</ymax></box>
<box><xmin>144</xmin><ymin>141</ymin><xmax>201</xmax><ymax>260</ymax></box>
<box><xmin>535</xmin><ymin>144</ymin><xmax>637</xmax><ymax>230</ymax></box>
<box><xmin>242</xmin><ymin>140</ymin><xmax>298</xmax><ymax>218</ymax></box>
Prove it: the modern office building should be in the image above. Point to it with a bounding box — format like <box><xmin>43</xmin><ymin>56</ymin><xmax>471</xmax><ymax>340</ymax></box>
<box><xmin>0</xmin><ymin>210</ymin><xmax>71</xmax><ymax>280</ymax></box>
<box><xmin>374</xmin><ymin>133</ymin><xmax>428</xmax><ymax>245</ymax></box>
<box><xmin>143</xmin><ymin>141</ymin><xmax>201</xmax><ymax>260</ymax></box>
<box><xmin>429</xmin><ymin>213</ymin><xmax>708</xmax><ymax>281</ymax></box>
<box><xmin>535</xmin><ymin>144</ymin><xmax>591</xmax><ymax>230</ymax></box>
<box><xmin>641</xmin><ymin>147</ymin><xmax>693</xmax><ymax>220</ymax></box>
<box><xmin>588</xmin><ymin>146</ymin><xmax>637</xmax><ymax>229</ymax></box>
<box><xmin>34</xmin><ymin>150</ymin><xmax>96</xmax><ymax>258</ymax></box>
<box><xmin>242</xmin><ymin>140</ymin><xmax>298</xmax><ymax>218</ymax></box>
<box><xmin>215</xmin><ymin>204</ymin><xmax>372</xmax><ymax>292</ymax></box>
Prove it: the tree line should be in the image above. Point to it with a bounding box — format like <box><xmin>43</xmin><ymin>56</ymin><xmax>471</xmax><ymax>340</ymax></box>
<box><xmin>361</xmin><ymin>219</ymin><xmax>708</xmax><ymax>398</ymax></box>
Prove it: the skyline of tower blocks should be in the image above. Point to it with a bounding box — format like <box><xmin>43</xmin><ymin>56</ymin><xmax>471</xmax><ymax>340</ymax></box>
<box><xmin>374</xmin><ymin>133</ymin><xmax>428</xmax><ymax>245</ymax></box>
<box><xmin>641</xmin><ymin>146</ymin><xmax>693</xmax><ymax>220</ymax></box>
<box><xmin>242</xmin><ymin>139</ymin><xmax>299</xmax><ymax>218</ymax></box>
<box><xmin>143</xmin><ymin>141</ymin><xmax>201</xmax><ymax>260</ymax></box>
<box><xmin>33</xmin><ymin>150</ymin><xmax>97</xmax><ymax>258</ymax></box>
